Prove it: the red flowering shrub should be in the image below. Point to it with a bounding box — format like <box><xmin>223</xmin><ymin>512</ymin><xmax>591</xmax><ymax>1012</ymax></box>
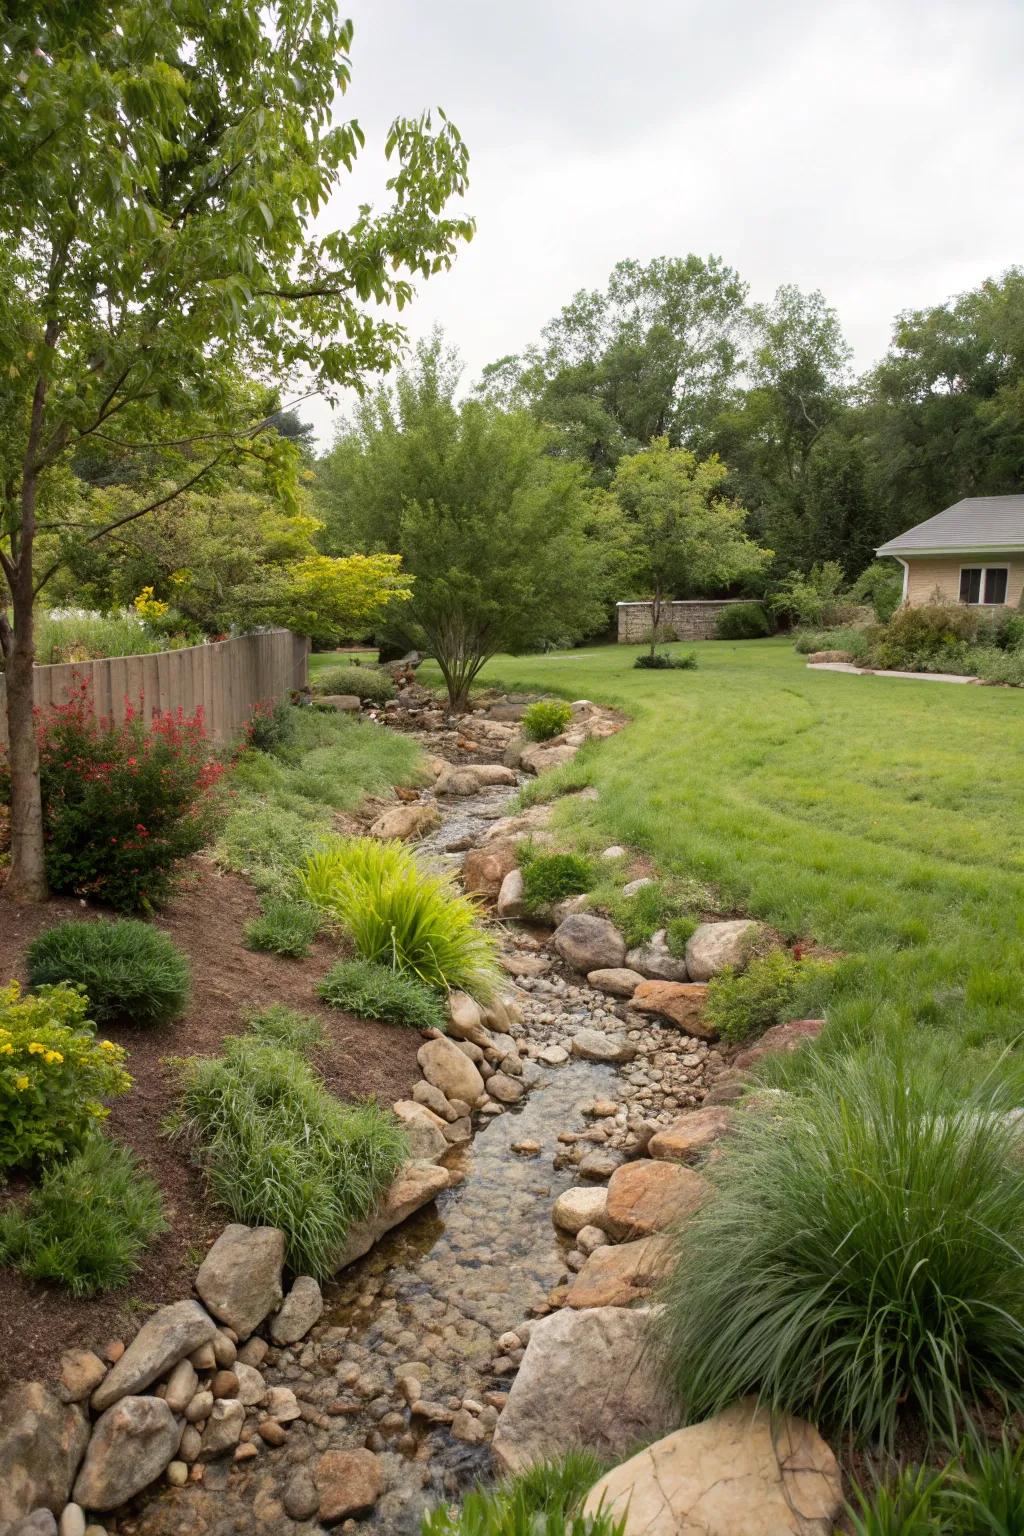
<box><xmin>0</xmin><ymin>681</ymin><xmax>225</xmax><ymax>911</ymax></box>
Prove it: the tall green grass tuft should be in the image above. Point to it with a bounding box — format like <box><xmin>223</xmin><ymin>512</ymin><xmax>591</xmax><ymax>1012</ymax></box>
<box><xmin>26</xmin><ymin>918</ymin><xmax>190</xmax><ymax>1028</ymax></box>
<box><xmin>850</xmin><ymin>1436</ymin><xmax>1024</xmax><ymax>1534</ymax></box>
<box><xmin>243</xmin><ymin>898</ymin><xmax>321</xmax><ymax>958</ymax></box>
<box><xmin>657</xmin><ymin>1050</ymin><xmax>1024</xmax><ymax>1451</ymax></box>
<box><xmin>318</xmin><ymin>957</ymin><xmax>448</xmax><ymax>1032</ymax></box>
<box><xmin>421</xmin><ymin>1450</ymin><xmax>624</xmax><ymax>1536</ymax></box>
<box><xmin>299</xmin><ymin>837</ymin><xmax>500</xmax><ymax>1000</ymax></box>
<box><xmin>180</xmin><ymin>1034</ymin><xmax>407</xmax><ymax>1278</ymax></box>
<box><xmin>0</xmin><ymin>1137</ymin><xmax>167</xmax><ymax>1295</ymax></box>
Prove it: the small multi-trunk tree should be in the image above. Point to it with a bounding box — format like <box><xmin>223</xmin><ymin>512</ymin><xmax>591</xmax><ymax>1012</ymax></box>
<box><xmin>0</xmin><ymin>2</ymin><xmax>473</xmax><ymax>900</ymax></box>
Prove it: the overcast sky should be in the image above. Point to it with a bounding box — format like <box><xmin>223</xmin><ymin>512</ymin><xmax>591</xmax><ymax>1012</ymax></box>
<box><xmin>305</xmin><ymin>0</ymin><xmax>1024</xmax><ymax>444</ymax></box>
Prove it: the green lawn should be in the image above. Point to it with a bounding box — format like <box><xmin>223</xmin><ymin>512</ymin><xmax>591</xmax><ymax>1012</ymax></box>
<box><xmin>308</xmin><ymin>648</ymin><xmax>378</xmax><ymax>678</ymax></box>
<box><xmin>435</xmin><ymin>640</ymin><xmax>1024</xmax><ymax>1068</ymax></box>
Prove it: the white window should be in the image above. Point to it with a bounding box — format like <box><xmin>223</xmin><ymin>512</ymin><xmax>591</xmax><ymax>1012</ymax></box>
<box><xmin>959</xmin><ymin>566</ymin><xmax>1009</xmax><ymax>605</ymax></box>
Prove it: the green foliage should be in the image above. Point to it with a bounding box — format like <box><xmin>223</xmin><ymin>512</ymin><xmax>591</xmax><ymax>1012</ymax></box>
<box><xmin>299</xmin><ymin>837</ymin><xmax>500</xmax><ymax>999</ymax></box>
<box><xmin>26</xmin><ymin>919</ymin><xmax>190</xmax><ymax>1028</ymax></box>
<box><xmin>633</xmin><ymin>650</ymin><xmax>697</xmax><ymax>670</ymax></box>
<box><xmin>868</xmin><ymin>603</ymin><xmax>980</xmax><ymax>671</ymax></box>
<box><xmin>850</xmin><ymin>1437</ymin><xmax>1024</xmax><ymax>1535</ymax></box>
<box><xmin>848</xmin><ymin>1465</ymin><xmax>947</xmax><ymax>1536</ymax></box>
<box><xmin>606</xmin><ymin>882</ymin><xmax>673</xmax><ymax>948</ymax></box>
<box><xmin>664</xmin><ymin>915</ymin><xmax>698</xmax><ymax>956</ymax></box>
<box><xmin>245</xmin><ymin>700</ymin><xmax>298</xmax><ymax>754</ymax></box>
<box><xmin>421</xmin><ymin>1450</ymin><xmax>624</xmax><ymax>1536</ymax></box>
<box><xmin>317</xmin><ymin>958</ymin><xmax>448</xmax><ymax>1032</ymax></box>
<box><xmin>521</xmin><ymin>852</ymin><xmax>595</xmax><ymax>914</ymax></box>
<box><xmin>0</xmin><ymin>1136</ymin><xmax>167</xmax><ymax>1297</ymax></box>
<box><xmin>848</xmin><ymin>562</ymin><xmax>904</xmax><ymax>622</ymax></box>
<box><xmin>312</xmin><ymin>665</ymin><xmax>396</xmax><ymax>703</ymax></box>
<box><xmin>0</xmin><ymin>981</ymin><xmax>131</xmax><ymax>1172</ymax></box>
<box><xmin>522</xmin><ymin>700</ymin><xmax>574</xmax><ymax>741</ymax></box>
<box><xmin>243</xmin><ymin>899</ymin><xmax>321</xmax><ymax>958</ymax></box>
<box><xmin>317</xmin><ymin>338</ymin><xmax>621</xmax><ymax>710</ymax></box>
<box><xmin>31</xmin><ymin>609</ymin><xmax>187</xmax><ymax>666</ymax></box>
<box><xmin>657</xmin><ymin>1051</ymin><xmax>1024</xmax><ymax>1450</ymax></box>
<box><xmin>244</xmin><ymin>1003</ymin><xmax>323</xmax><ymax>1051</ymax></box>
<box><xmin>180</xmin><ymin>1034</ymin><xmax>407</xmax><ymax>1279</ymax></box>
<box><xmin>714</xmin><ymin>602</ymin><xmax>772</xmax><ymax>639</ymax></box>
<box><xmin>793</xmin><ymin>626</ymin><xmax>871</xmax><ymax>657</ymax></box>
<box><xmin>704</xmin><ymin>948</ymin><xmax>832</xmax><ymax>1044</ymax></box>
<box><xmin>770</xmin><ymin>561</ymin><xmax>851</xmax><ymax>626</ymax></box>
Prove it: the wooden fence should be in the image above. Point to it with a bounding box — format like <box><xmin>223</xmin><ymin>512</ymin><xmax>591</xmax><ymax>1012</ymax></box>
<box><xmin>0</xmin><ymin>629</ymin><xmax>309</xmax><ymax>748</ymax></box>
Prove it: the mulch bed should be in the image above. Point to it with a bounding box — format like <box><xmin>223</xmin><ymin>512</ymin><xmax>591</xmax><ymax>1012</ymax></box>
<box><xmin>0</xmin><ymin>857</ymin><xmax>423</xmax><ymax>1394</ymax></box>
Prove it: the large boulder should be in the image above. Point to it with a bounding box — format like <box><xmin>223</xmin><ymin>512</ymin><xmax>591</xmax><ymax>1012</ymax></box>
<box><xmin>496</xmin><ymin>867</ymin><xmax>527</xmax><ymax>919</ymax></box>
<box><xmin>684</xmin><ymin>920</ymin><xmax>760</xmax><ymax>981</ymax></box>
<box><xmin>368</xmin><ymin>801</ymin><xmax>441</xmax><ymax>841</ymax></box>
<box><xmin>391</xmin><ymin>1100</ymin><xmax>449</xmax><ymax>1162</ymax></box>
<box><xmin>195</xmin><ymin>1224</ymin><xmax>285</xmax><ymax>1339</ymax></box>
<box><xmin>91</xmin><ymin>1301</ymin><xmax>216</xmax><ymax>1411</ymax></box>
<box><xmin>462</xmin><ymin>841</ymin><xmax>518</xmax><ymax>901</ymax></box>
<box><xmin>491</xmin><ymin>1307</ymin><xmax>674</xmax><ymax>1474</ymax></box>
<box><xmin>565</xmin><ymin>1234</ymin><xmax>673</xmax><ymax>1308</ymax></box>
<box><xmin>733</xmin><ymin>1018</ymin><xmax>825</xmax><ymax>1070</ymax></box>
<box><xmin>0</xmin><ymin>1382</ymin><xmax>89</xmax><ymax>1527</ymax></box>
<box><xmin>446</xmin><ymin>992</ymin><xmax>493</xmax><ymax>1048</ymax></box>
<box><xmin>269</xmin><ymin>1276</ymin><xmax>324</xmax><ymax>1346</ymax></box>
<box><xmin>570</xmin><ymin>1028</ymin><xmax>636</xmax><ymax>1064</ymax></box>
<box><xmin>520</xmin><ymin>742</ymin><xmax>578</xmax><ymax>775</ymax></box>
<box><xmin>335</xmin><ymin>1161</ymin><xmax>450</xmax><ymax>1270</ymax></box>
<box><xmin>553</xmin><ymin>914</ymin><xmax>626</xmax><ymax>973</ymax></box>
<box><xmin>434</xmin><ymin>766</ymin><xmax>484</xmax><ymax>797</ymax></box>
<box><xmin>628</xmin><ymin>980</ymin><xmax>713</xmax><ymax>1036</ymax></box>
<box><xmin>649</xmin><ymin>1106</ymin><xmax>733</xmax><ymax>1163</ymax></box>
<box><xmin>582</xmin><ymin>1398</ymin><xmax>842</xmax><ymax>1536</ymax></box>
<box><xmin>625</xmin><ymin>930</ymin><xmax>689</xmax><ymax>983</ymax></box>
<box><xmin>472</xmin><ymin>764</ymin><xmax>518</xmax><ymax>787</ymax></box>
<box><xmin>604</xmin><ymin>1160</ymin><xmax>710</xmax><ymax>1240</ymax></box>
<box><xmin>73</xmin><ymin>1397</ymin><xmax>180</xmax><ymax>1511</ymax></box>
<box><xmin>417</xmin><ymin>1035</ymin><xmax>485</xmax><ymax>1104</ymax></box>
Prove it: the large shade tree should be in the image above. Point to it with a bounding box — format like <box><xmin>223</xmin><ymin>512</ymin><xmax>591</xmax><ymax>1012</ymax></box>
<box><xmin>0</xmin><ymin>2</ymin><xmax>473</xmax><ymax>899</ymax></box>
<box><xmin>318</xmin><ymin>338</ymin><xmax>623</xmax><ymax>708</ymax></box>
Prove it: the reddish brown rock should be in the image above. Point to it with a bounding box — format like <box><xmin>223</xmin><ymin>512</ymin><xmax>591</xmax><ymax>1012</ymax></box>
<box><xmin>629</xmin><ymin>980</ymin><xmax>713</xmax><ymax>1036</ymax></box>
<box><xmin>565</xmin><ymin>1235</ymin><xmax>673</xmax><ymax>1308</ymax></box>
<box><xmin>462</xmin><ymin>840</ymin><xmax>518</xmax><ymax>900</ymax></box>
<box><xmin>314</xmin><ymin>1448</ymin><xmax>384</xmax><ymax>1522</ymax></box>
<box><xmin>604</xmin><ymin>1159</ymin><xmax>710</xmax><ymax>1240</ymax></box>
<box><xmin>648</xmin><ymin>1106</ymin><xmax>734</xmax><ymax>1164</ymax></box>
<box><xmin>733</xmin><ymin>1018</ymin><xmax>825</xmax><ymax>1070</ymax></box>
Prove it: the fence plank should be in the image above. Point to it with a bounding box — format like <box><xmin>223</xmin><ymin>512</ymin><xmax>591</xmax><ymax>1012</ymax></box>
<box><xmin>0</xmin><ymin>630</ymin><xmax>307</xmax><ymax>748</ymax></box>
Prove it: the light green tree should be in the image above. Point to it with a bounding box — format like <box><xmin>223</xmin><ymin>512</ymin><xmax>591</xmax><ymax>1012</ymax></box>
<box><xmin>612</xmin><ymin>438</ymin><xmax>771</xmax><ymax>657</ymax></box>
<box><xmin>0</xmin><ymin>2</ymin><xmax>472</xmax><ymax>899</ymax></box>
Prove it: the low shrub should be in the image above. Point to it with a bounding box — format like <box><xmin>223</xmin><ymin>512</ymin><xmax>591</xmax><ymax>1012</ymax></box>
<box><xmin>968</xmin><ymin>645</ymin><xmax>1024</xmax><ymax>687</ymax></box>
<box><xmin>0</xmin><ymin>981</ymin><xmax>131</xmax><ymax>1172</ymax></box>
<box><xmin>793</xmin><ymin>626</ymin><xmax>871</xmax><ymax>658</ymax></box>
<box><xmin>0</xmin><ymin>1136</ymin><xmax>167</xmax><ymax>1296</ymax></box>
<box><xmin>26</xmin><ymin>919</ymin><xmax>190</xmax><ymax>1028</ymax></box>
<box><xmin>867</xmin><ymin>602</ymin><xmax>980</xmax><ymax>672</ymax></box>
<box><xmin>299</xmin><ymin>837</ymin><xmax>500</xmax><ymax>1000</ymax></box>
<box><xmin>657</xmin><ymin>1051</ymin><xmax>1024</xmax><ymax>1449</ymax></box>
<box><xmin>0</xmin><ymin>681</ymin><xmax>225</xmax><ymax>912</ymax></box>
<box><xmin>606</xmin><ymin>882</ymin><xmax>672</xmax><ymax>947</ymax></box>
<box><xmin>664</xmin><ymin>915</ymin><xmax>698</xmax><ymax>956</ymax></box>
<box><xmin>704</xmin><ymin>948</ymin><xmax>832</xmax><ymax>1044</ymax></box>
<box><xmin>850</xmin><ymin>1437</ymin><xmax>1024</xmax><ymax>1535</ymax></box>
<box><xmin>317</xmin><ymin>958</ymin><xmax>448</xmax><ymax>1032</ymax></box>
<box><xmin>421</xmin><ymin>1450</ymin><xmax>624</xmax><ymax>1536</ymax></box>
<box><xmin>180</xmin><ymin>1034</ymin><xmax>407</xmax><ymax>1278</ymax></box>
<box><xmin>245</xmin><ymin>1003</ymin><xmax>323</xmax><ymax>1051</ymax></box>
<box><xmin>848</xmin><ymin>562</ymin><xmax>905</xmax><ymax>623</ymax></box>
<box><xmin>243</xmin><ymin>899</ymin><xmax>320</xmax><ymax>958</ymax></box>
<box><xmin>312</xmin><ymin>665</ymin><xmax>395</xmax><ymax>704</ymax></box>
<box><xmin>520</xmin><ymin>852</ymin><xmax>595</xmax><ymax>914</ymax></box>
<box><xmin>714</xmin><ymin>602</ymin><xmax>772</xmax><ymax>640</ymax></box>
<box><xmin>522</xmin><ymin>699</ymin><xmax>573</xmax><ymax>741</ymax></box>
<box><xmin>633</xmin><ymin>650</ymin><xmax>697</xmax><ymax>670</ymax></box>
<box><xmin>244</xmin><ymin>700</ymin><xmax>298</xmax><ymax>753</ymax></box>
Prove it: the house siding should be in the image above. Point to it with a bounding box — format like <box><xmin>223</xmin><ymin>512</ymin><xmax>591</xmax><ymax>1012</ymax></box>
<box><xmin>903</xmin><ymin>554</ymin><xmax>1024</xmax><ymax>608</ymax></box>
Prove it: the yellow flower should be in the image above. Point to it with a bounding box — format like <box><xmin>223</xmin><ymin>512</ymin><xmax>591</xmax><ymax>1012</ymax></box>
<box><xmin>14</xmin><ymin>1075</ymin><xmax>29</xmax><ymax>1091</ymax></box>
<box><xmin>44</xmin><ymin>1050</ymin><xmax>63</xmax><ymax>1065</ymax></box>
<box><xmin>0</xmin><ymin>1043</ymin><xmax>13</xmax><ymax>1055</ymax></box>
<box><xmin>27</xmin><ymin>1041</ymin><xmax>45</xmax><ymax>1054</ymax></box>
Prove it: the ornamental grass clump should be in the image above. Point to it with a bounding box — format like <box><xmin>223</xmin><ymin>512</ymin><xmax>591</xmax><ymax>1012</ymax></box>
<box><xmin>180</xmin><ymin>1034</ymin><xmax>407</xmax><ymax>1279</ymax></box>
<box><xmin>317</xmin><ymin>957</ymin><xmax>448</xmax><ymax>1032</ymax></box>
<box><xmin>421</xmin><ymin>1450</ymin><xmax>625</xmax><ymax>1536</ymax></box>
<box><xmin>312</xmin><ymin>664</ymin><xmax>396</xmax><ymax>704</ymax></box>
<box><xmin>519</xmin><ymin>850</ymin><xmax>595</xmax><ymax>914</ymax></box>
<box><xmin>243</xmin><ymin>898</ymin><xmax>321</xmax><ymax>958</ymax></box>
<box><xmin>299</xmin><ymin>837</ymin><xmax>499</xmax><ymax>1000</ymax></box>
<box><xmin>657</xmin><ymin>1051</ymin><xmax>1024</xmax><ymax>1452</ymax></box>
<box><xmin>0</xmin><ymin>981</ymin><xmax>130</xmax><ymax>1172</ymax></box>
<box><xmin>0</xmin><ymin>1136</ymin><xmax>167</xmax><ymax>1296</ymax></box>
<box><xmin>522</xmin><ymin>699</ymin><xmax>573</xmax><ymax>742</ymax></box>
<box><xmin>26</xmin><ymin>919</ymin><xmax>190</xmax><ymax>1028</ymax></box>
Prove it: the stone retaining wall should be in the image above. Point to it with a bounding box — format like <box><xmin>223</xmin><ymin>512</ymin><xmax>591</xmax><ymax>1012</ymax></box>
<box><xmin>616</xmin><ymin>600</ymin><xmax>747</xmax><ymax>642</ymax></box>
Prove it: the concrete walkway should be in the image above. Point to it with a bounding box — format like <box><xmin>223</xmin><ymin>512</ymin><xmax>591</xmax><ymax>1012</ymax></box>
<box><xmin>807</xmin><ymin>662</ymin><xmax>981</xmax><ymax>684</ymax></box>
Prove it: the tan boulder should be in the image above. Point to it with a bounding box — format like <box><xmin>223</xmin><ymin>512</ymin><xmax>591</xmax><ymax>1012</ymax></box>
<box><xmin>314</xmin><ymin>1448</ymin><xmax>384</xmax><ymax>1523</ymax></box>
<box><xmin>335</xmin><ymin>1161</ymin><xmax>450</xmax><ymax>1270</ymax></box>
<box><xmin>520</xmin><ymin>741</ymin><xmax>578</xmax><ymax>775</ymax></box>
<box><xmin>565</xmin><ymin>1234</ymin><xmax>672</xmax><ymax>1308</ymax></box>
<box><xmin>586</xmin><ymin>967</ymin><xmax>644</xmax><ymax>997</ymax></box>
<box><xmin>496</xmin><ymin>867</ymin><xmax>527</xmax><ymax>918</ymax></box>
<box><xmin>684</xmin><ymin>920</ymin><xmax>760</xmax><ymax>981</ymax></box>
<box><xmin>629</xmin><ymin>980</ymin><xmax>713</xmax><ymax>1036</ymax></box>
<box><xmin>582</xmin><ymin>1398</ymin><xmax>842</xmax><ymax>1536</ymax></box>
<box><xmin>447</xmin><ymin>991</ymin><xmax>493</xmax><ymax>1047</ymax></box>
<box><xmin>462</xmin><ymin>841</ymin><xmax>518</xmax><ymax>901</ymax></box>
<box><xmin>649</xmin><ymin>1106</ymin><xmax>734</xmax><ymax>1163</ymax></box>
<box><xmin>391</xmin><ymin>1100</ymin><xmax>449</xmax><ymax>1162</ymax></box>
<box><xmin>417</xmin><ymin>1035</ymin><xmax>485</xmax><ymax>1103</ymax></box>
<box><xmin>604</xmin><ymin>1159</ymin><xmax>710</xmax><ymax>1240</ymax></box>
<box><xmin>553</xmin><ymin>1185</ymin><xmax>608</xmax><ymax>1235</ymax></box>
<box><xmin>319</xmin><ymin>694</ymin><xmax>360</xmax><ymax>713</ymax></box>
<box><xmin>369</xmin><ymin>801</ymin><xmax>441</xmax><ymax>841</ymax></box>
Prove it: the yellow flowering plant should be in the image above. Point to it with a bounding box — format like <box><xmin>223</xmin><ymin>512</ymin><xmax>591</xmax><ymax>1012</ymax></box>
<box><xmin>0</xmin><ymin>981</ymin><xmax>131</xmax><ymax>1171</ymax></box>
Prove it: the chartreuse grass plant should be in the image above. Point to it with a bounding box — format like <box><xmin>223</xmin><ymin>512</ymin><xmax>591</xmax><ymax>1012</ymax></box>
<box><xmin>518</xmin><ymin>847</ymin><xmax>595</xmax><ymax>914</ymax></box>
<box><xmin>0</xmin><ymin>1136</ymin><xmax>167</xmax><ymax>1295</ymax></box>
<box><xmin>317</xmin><ymin>958</ymin><xmax>448</xmax><ymax>1032</ymax></box>
<box><xmin>180</xmin><ymin>1031</ymin><xmax>407</xmax><ymax>1278</ymax></box>
<box><xmin>421</xmin><ymin>1450</ymin><xmax>625</xmax><ymax>1536</ymax></box>
<box><xmin>26</xmin><ymin>919</ymin><xmax>190</xmax><ymax>1028</ymax></box>
<box><xmin>299</xmin><ymin>837</ymin><xmax>500</xmax><ymax>1000</ymax></box>
<box><xmin>657</xmin><ymin>1049</ymin><xmax>1024</xmax><ymax>1453</ymax></box>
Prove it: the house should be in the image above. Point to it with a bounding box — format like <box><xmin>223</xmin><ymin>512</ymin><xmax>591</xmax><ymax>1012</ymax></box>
<box><xmin>877</xmin><ymin>495</ymin><xmax>1024</xmax><ymax>608</ymax></box>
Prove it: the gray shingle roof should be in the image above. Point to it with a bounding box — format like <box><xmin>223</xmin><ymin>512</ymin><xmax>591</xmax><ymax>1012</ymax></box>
<box><xmin>877</xmin><ymin>495</ymin><xmax>1024</xmax><ymax>555</ymax></box>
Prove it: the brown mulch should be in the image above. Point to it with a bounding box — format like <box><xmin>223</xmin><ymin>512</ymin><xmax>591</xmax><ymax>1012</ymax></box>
<box><xmin>0</xmin><ymin>858</ymin><xmax>423</xmax><ymax>1395</ymax></box>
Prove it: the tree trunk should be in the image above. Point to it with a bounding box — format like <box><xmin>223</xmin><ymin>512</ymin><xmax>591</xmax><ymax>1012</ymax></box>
<box><xmin>650</xmin><ymin>582</ymin><xmax>663</xmax><ymax>658</ymax></box>
<box><xmin>4</xmin><ymin>594</ymin><xmax>47</xmax><ymax>903</ymax></box>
